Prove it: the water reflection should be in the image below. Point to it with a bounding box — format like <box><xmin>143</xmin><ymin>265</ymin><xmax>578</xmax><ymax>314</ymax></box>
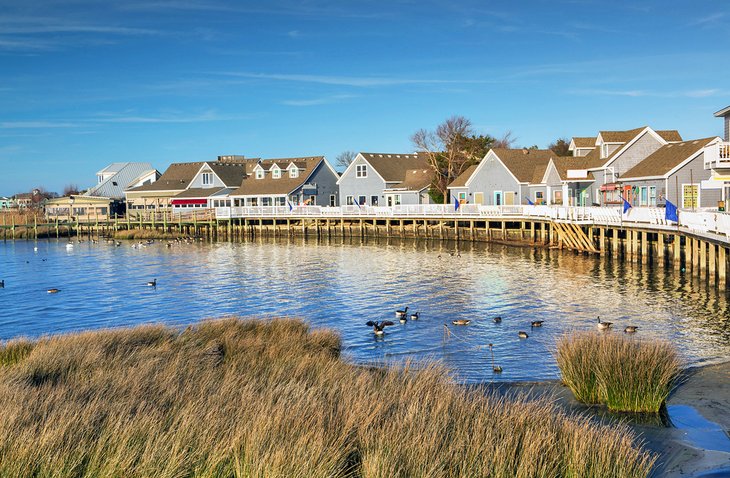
<box><xmin>0</xmin><ymin>237</ymin><xmax>729</xmax><ymax>383</ymax></box>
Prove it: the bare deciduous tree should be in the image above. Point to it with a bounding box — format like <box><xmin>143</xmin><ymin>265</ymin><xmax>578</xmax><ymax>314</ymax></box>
<box><xmin>493</xmin><ymin>131</ymin><xmax>517</xmax><ymax>149</ymax></box>
<box><xmin>63</xmin><ymin>184</ymin><xmax>80</xmax><ymax>196</ymax></box>
<box><xmin>335</xmin><ymin>151</ymin><xmax>357</xmax><ymax>170</ymax></box>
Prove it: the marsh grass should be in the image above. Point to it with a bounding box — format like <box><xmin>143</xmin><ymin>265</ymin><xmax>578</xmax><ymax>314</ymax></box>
<box><xmin>114</xmin><ymin>228</ymin><xmax>186</xmax><ymax>240</ymax></box>
<box><xmin>556</xmin><ymin>332</ymin><xmax>680</xmax><ymax>413</ymax></box>
<box><xmin>0</xmin><ymin>319</ymin><xmax>656</xmax><ymax>477</ymax></box>
<box><xmin>0</xmin><ymin>338</ymin><xmax>34</xmax><ymax>367</ymax></box>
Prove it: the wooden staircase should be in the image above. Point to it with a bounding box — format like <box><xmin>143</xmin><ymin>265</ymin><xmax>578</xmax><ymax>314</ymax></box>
<box><xmin>552</xmin><ymin>222</ymin><xmax>599</xmax><ymax>253</ymax></box>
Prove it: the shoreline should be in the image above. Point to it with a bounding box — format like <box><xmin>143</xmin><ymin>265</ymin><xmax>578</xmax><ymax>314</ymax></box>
<box><xmin>487</xmin><ymin>360</ymin><xmax>730</xmax><ymax>478</ymax></box>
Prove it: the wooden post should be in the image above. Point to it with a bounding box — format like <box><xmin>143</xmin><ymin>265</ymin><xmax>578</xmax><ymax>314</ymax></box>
<box><xmin>657</xmin><ymin>233</ymin><xmax>664</xmax><ymax>262</ymax></box>
<box><xmin>612</xmin><ymin>228</ymin><xmax>618</xmax><ymax>257</ymax></box>
<box><xmin>673</xmin><ymin>234</ymin><xmax>681</xmax><ymax>269</ymax></box>
<box><xmin>699</xmin><ymin>239</ymin><xmax>707</xmax><ymax>279</ymax></box>
<box><xmin>719</xmin><ymin>246</ymin><xmax>727</xmax><ymax>288</ymax></box>
<box><xmin>640</xmin><ymin>231</ymin><xmax>647</xmax><ymax>263</ymax></box>
<box><xmin>709</xmin><ymin>243</ymin><xmax>716</xmax><ymax>284</ymax></box>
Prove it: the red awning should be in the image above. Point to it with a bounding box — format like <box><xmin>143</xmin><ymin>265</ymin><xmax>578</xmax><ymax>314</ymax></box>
<box><xmin>171</xmin><ymin>199</ymin><xmax>208</xmax><ymax>206</ymax></box>
<box><xmin>600</xmin><ymin>184</ymin><xmax>617</xmax><ymax>191</ymax></box>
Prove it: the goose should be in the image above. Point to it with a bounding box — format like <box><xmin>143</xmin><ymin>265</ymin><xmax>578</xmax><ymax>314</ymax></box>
<box><xmin>147</xmin><ymin>279</ymin><xmax>157</xmax><ymax>287</ymax></box>
<box><xmin>399</xmin><ymin>315</ymin><xmax>407</xmax><ymax>324</ymax></box>
<box><xmin>597</xmin><ymin>316</ymin><xmax>612</xmax><ymax>331</ymax></box>
<box><xmin>624</xmin><ymin>325</ymin><xmax>638</xmax><ymax>334</ymax></box>
<box><xmin>493</xmin><ymin>316</ymin><xmax>502</xmax><ymax>323</ymax></box>
<box><xmin>366</xmin><ymin>321</ymin><xmax>395</xmax><ymax>335</ymax></box>
<box><xmin>488</xmin><ymin>343</ymin><xmax>502</xmax><ymax>373</ymax></box>
<box><xmin>531</xmin><ymin>320</ymin><xmax>544</xmax><ymax>328</ymax></box>
<box><xmin>518</xmin><ymin>331</ymin><xmax>529</xmax><ymax>339</ymax></box>
<box><xmin>395</xmin><ymin>306</ymin><xmax>409</xmax><ymax>319</ymax></box>
<box><xmin>115</xmin><ymin>241</ymin><xmax>122</xmax><ymax>247</ymax></box>
<box><xmin>410</xmin><ymin>311</ymin><xmax>420</xmax><ymax>320</ymax></box>
<box><xmin>0</xmin><ymin>279</ymin><xmax>4</xmax><ymax>288</ymax></box>
<box><xmin>47</xmin><ymin>288</ymin><xmax>60</xmax><ymax>294</ymax></box>
<box><xmin>452</xmin><ymin>319</ymin><xmax>470</xmax><ymax>326</ymax></box>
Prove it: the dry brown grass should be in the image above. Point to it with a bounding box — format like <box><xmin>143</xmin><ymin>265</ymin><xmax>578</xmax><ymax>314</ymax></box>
<box><xmin>113</xmin><ymin>228</ymin><xmax>186</xmax><ymax>240</ymax></box>
<box><xmin>556</xmin><ymin>332</ymin><xmax>680</xmax><ymax>413</ymax></box>
<box><xmin>0</xmin><ymin>319</ymin><xmax>656</xmax><ymax>477</ymax></box>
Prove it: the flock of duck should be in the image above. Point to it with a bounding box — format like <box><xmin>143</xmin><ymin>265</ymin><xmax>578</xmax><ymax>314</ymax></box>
<box><xmin>366</xmin><ymin>308</ymin><xmax>639</xmax><ymax>337</ymax></box>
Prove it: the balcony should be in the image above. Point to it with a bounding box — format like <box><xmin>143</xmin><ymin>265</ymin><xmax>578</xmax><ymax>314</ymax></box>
<box><xmin>704</xmin><ymin>142</ymin><xmax>730</xmax><ymax>171</ymax></box>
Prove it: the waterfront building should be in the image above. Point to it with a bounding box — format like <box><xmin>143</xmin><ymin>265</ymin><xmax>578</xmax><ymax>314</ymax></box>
<box><xmin>45</xmin><ymin>195</ymin><xmax>116</xmax><ymax>221</ymax></box>
<box><xmin>701</xmin><ymin>106</ymin><xmax>730</xmax><ymax>204</ymax></box>
<box><xmin>229</xmin><ymin>156</ymin><xmax>339</xmax><ymax>207</ymax></box>
<box><xmin>125</xmin><ymin>156</ymin><xmax>250</xmax><ymax>213</ymax></box>
<box><xmin>169</xmin><ymin>161</ymin><xmax>250</xmax><ymax>214</ymax></box>
<box><xmin>447</xmin><ymin>148</ymin><xmax>556</xmax><ymax>206</ymax></box>
<box><xmin>620</xmin><ymin>137</ymin><xmax>722</xmax><ymax>208</ymax></box>
<box><xmin>337</xmin><ymin>152</ymin><xmax>433</xmax><ymax>206</ymax></box>
<box><xmin>0</xmin><ymin>197</ymin><xmax>13</xmax><ymax>209</ymax></box>
<box><xmin>14</xmin><ymin>189</ymin><xmax>51</xmax><ymax>209</ymax></box>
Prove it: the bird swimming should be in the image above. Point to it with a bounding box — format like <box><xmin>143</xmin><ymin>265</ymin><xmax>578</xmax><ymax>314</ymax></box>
<box><xmin>488</xmin><ymin>343</ymin><xmax>502</xmax><ymax>373</ymax></box>
<box><xmin>493</xmin><ymin>316</ymin><xmax>502</xmax><ymax>323</ymax></box>
<box><xmin>531</xmin><ymin>320</ymin><xmax>544</xmax><ymax>327</ymax></box>
<box><xmin>0</xmin><ymin>279</ymin><xmax>4</xmax><ymax>288</ymax></box>
<box><xmin>147</xmin><ymin>279</ymin><xmax>157</xmax><ymax>287</ymax></box>
<box><xmin>395</xmin><ymin>306</ymin><xmax>408</xmax><ymax>319</ymax></box>
<box><xmin>518</xmin><ymin>331</ymin><xmax>529</xmax><ymax>339</ymax></box>
<box><xmin>624</xmin><ymin>325</ymin><xmax>638</xmax><ymax>334</ymax></box>
<box><xmin>366</xmin><ymin>321</ymin><xmax>395</xmax><ymax>335</ymax></box>
<box><xmin>410</xmin><ymin>311</ymin><xmax>420</xmax><ymax>320</ymax></box>
<box><xmin>47</xmin><ymin>288</ymin><xmax>60</xmax><ymax>294</ymax></box>
<box><xmin>597</xmin><ymin>316</ymin><xmax>612</xmax><ymax>330</ymax></box>
<box><xmin>452</xmin><ymin>319</ymin><xmax>470</xmax><ymax>326</ymax></box>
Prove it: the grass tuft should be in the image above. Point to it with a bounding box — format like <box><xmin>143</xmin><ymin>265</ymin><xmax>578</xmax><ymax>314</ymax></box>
<box><xmin>0</xmin><ymin>339</ymin><xmax>34</xmax><ymax>367</ymax></box>
<box><xmin>556</xmin><ymin>332</ymin><xmax>680</xmax><ymax>413</ymax></box>
<box><xmin>0</xmin><ymin>319</ymin><xmax>656</xmax><ymax>477</ymax></box>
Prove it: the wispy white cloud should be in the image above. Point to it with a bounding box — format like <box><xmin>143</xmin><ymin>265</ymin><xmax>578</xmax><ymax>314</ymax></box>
<box><xmin>568</xmin><ymin>88</ymin><xmax>727</xmax><ymax>98</ymax></box>
<box><xmin>287</xmin><ymin>30</ymin><xmax>301</xmax><ymax>39</ymax></box>
<box><xmin>221</xmin><ymin>72</ymin><xmax>487</xmax><ymax>87</ymax></box>
<box><xmin>119</xmin><ymin>1</ymin><xmax>385</xmax><ymax>19</ymax></box>
<box><xmin>689</xmin><ymin>12</ymin><xmax>726</xmax><ymax>27</ymax></box>
<box><xmin>93</xmin><ymin>110</ymin><xmax>250</xmax><ymax>123</ymax></box>
<box><xmin>281</xmin><ymin>94</ymin><xmax>356</xmax><ymax>107</ymax></box>
<box><xmin>0</xmin><ymin>121</ymin><xmax>82</xmax><ymax>129</ymax></box>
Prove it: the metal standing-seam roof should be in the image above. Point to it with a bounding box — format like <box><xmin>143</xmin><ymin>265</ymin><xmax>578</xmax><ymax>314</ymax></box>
<box><xmin>84</xmin><ymin>162</ymin><xmax>156</xmax><ymax>199</ymax></box>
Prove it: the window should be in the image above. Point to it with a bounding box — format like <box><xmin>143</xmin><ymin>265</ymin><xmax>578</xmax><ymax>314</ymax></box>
<box><xmin>682</xmin><ymin>184</ymin><xmax>698</xmax><ymax>209</ymax></box>
<box><xmin>494</xmin><ymin>191</ymin><xmax>502</xmax><ymax>206</ymax></box>
<box><xmin>274</xmin><ymin>197</ymin><xmax>286</xmax><ymax>206</ymax></box>
<box><xmin>289</xmin><ymin>167</ymin><xmax>299</xmax><ymax>179</ymax></box>
<box><xmin>535</xmin><ymin>191</ymin><xmax>544</xmax><ymax>204</ymax></box>
<box><xmin>272</xmin><ymin>168</ymin><xmax>281</xmax><ymax>179</ymax></box>
<box><xmin>330</xmin><ymin>194</ymin><xmax>336</xmax><ymax>207</ymax></box>
<box><xmin>394</xmin><ymin>194</ymin><xmax>401</xmax><ymax>205</ymax></box>
<box><xmin>356</xmin><ymin>164</ymin><xmax>367</xmax><ymax>178</ymax></box>
<box><xmin>458</xmin><ymin>192</ymin><xmax>466</xmax><ymax>202</ymax></box>
<box><xmin>601</xmin><ymin>144</ymin><xmax>608</xmax><ymax>158</ymax></box>
<box><xmin>202</xmin><ymin>172</ymin><xmax>213</xmax><ymax>186</ymax></box>
<box><xmin>255</xmin><ymin>169</ymin><xmax>264</xmax><ymax>179</ymax></box>
<box><xmin>553</xmin><ymin>190</ymin><xmax>563</xmax><ymax>204</ymax></box>
<box><xmin>640</xmin><ymin>187</ymin><xmax>648</xmax><ymax>206</ymax></box>
<box><xmin>358</xmin><ymin>195</ymin><xmax>366</xmax><ymax>206</ymax></box>
<box><xmin>371</xmin><ymin>195</ymin><xmax>378</xmax><ymax>206</ymax></box>
<box><xmin>262</xmin><ymin>197</ymin><xmax>271</xmax><ymax>206</ymax></box>
<box><xmin>346</xmin><ymin>195</ymin><xmax>354</xmax><ymax>205</ymax></box>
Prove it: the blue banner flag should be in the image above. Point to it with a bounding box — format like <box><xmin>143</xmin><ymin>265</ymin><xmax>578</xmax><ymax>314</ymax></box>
<box><xmin>525</xmin><ymin>196</ymin><xmax>535</xmax><ymax>205</ymax></box>
<box><xmin>287</xmin><ymin>200</ymin><xmax>293</xmax><ymax>212</ymax></box>
<box><xmin>622</xmin><ymin>197</ymin><xmax>632</xmax><ymax>214</ymax></box>
<box><xmin>453</xmin><ymin>195</ymin><xmax>460</xmax><ymax>211</ymax></box>
<box><xmin>353</xmin><ymin>197</ymin><xmax>361</xmax><ymax>208</ymax></box>
<box><xmin>665</xmin><ymin>199</ymin><xmax>678</xmax><ymax>222</ymax></box>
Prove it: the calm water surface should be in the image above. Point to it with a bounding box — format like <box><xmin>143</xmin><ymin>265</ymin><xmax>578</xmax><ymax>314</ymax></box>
<box><xmin>1</xmin><ymin>237</ymin><xmax>729</xmax><ymax>382</ymax></box>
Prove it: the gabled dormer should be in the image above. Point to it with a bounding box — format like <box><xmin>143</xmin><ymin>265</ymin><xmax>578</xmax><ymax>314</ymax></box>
<box><xmin>270</xmin><ymin>164</ymin><xmax>282</xmax><ymax>179</ymax></box>
<box><xmin>253</xmin><ymin>164</ymin><xmax>265</xmax><ymax>179</ymax></box>
<box><xmin>287</xmin><ymin>162</ymin><xmax>300</xmax><ymax>179</ymax></box>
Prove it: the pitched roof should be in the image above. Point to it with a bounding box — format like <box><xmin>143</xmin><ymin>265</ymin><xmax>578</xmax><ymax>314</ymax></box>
<box><xmin>714</xmin><ymin>105</ymin><xmax>730</xmax><ymax>117</ymax></box>
<box><xmin>359</xmin><ymin>152</ymin><xmax>428</xmax><ymax>182</ymax></box>
<box><xmin>386</xmin><ymin>169</ymin><xmax>432</xmax><ymax>191</ymax></box>
<box><xmin>172</xmin><ymin>187</ymin><xmax>226</xmax><ymax>199</ymax></box>
<box><xmin>621</xmin><ymin>137</ymin><xmax>718</xmax><ymax>179</ymax></box>
<box><xmin>206</xmin><ymin>162</ymin><xmax>249</xmax><ymax>187</ymax></box>
<box><xmin>230</xmin><ymin>157</ymin><xmax>324</xmax><ymax>196</ymax></box>
<box><xmin>492</xmin><ymin>148</ymin><xmax>556</xmax><ymax>183</ymax></box>
<box><xmin>598</xmin><ymin>127</ymin><xmax>647</xmax><ymax>143</ymax></box>
<box><xmin>85</xmin><ymin>162</ymin><xmax>156</xmax><ymax>199</ymax></box>
<box><xmin>126</xmin><ymin>162</ymin><xmax>204</xmax><ymax>192</ymax></box>
<box><xmin>448</xmin><ymin>165</ymin><xmax>478</xmax><ymax>188</ymax></box>
<box><xmin>571</xmin><ymin>137</ymin><xmax>596</xmax><ymax>148</ymax></box>
<box><xmin>551</xmin><ymin>157</ymin><xmax>595</xmax><ymax>181</ymax></box>
<box><xmin>656</xmin><ymin>130</ymin><xmax>683</xmax><ymax>142</ymax></box>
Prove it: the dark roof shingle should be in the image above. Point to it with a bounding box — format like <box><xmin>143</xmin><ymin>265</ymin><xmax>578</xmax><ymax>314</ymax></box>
<box><xmin>621</xmin><ymin>138</ymin><xmax>717</xmax><ymax>179</ymax></box>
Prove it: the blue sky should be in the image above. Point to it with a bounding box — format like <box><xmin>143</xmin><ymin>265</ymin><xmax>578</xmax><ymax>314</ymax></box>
<box><xmin>1</xmin><ymin>0</ymin><xmax>729</xmax><ymax>195</ymax></box>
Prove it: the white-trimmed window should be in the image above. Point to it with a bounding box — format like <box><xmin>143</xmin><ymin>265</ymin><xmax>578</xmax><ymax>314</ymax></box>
<box><xmin>272</xmin><ymin>167</ymin><xmax>281</xmax><ymax>179</ymax></box>
<box><xmin>255</xmin><ymin>169</ymin><xmax>264</xmax><ymax>179</ymax></box>
<box><xmin>289</xmin><ymin>167</ymin><xmax>299</xmax><ymax>179</ymax></box>
<box><xmin>358</xmin><ymin>195</ymin><xmax>366</xmax><ymax>206</ymax></box>
<box><xmin>535</xmin><ymin>191</ymin><xmax>544</xmax><ymax>204</ymax></box>
<box><xmin>649</xmin><ymin>186</ymin><xmax>657</xmax><ymax>207</ymax></box>
<box><xmin>330</xmin><ymin>194</ymin><xmax>336</xmax><ymax>206</ymax></box>
<box><xmin>202</xmin><ymin>172</ymin><xmax>213</xmax><ymax>186</ymax></box>
<box><xmin>394</xmin><ymin>194</ymin><xmax>401</xmax><ymax>205</ymax></box>
<box><xmin>356</xmin><ymin>164</ymin><xmax>367</xmax><ymax>178</ymax></box>
<box><xmin>346</xmin><ymin>195</ymin><xmax>354</xmax><ymax>205</ymax></box>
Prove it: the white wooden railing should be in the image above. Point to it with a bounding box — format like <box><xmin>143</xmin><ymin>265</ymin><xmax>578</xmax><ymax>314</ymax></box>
<box><xmin>704</xmin><ymin>142</ymin><xmax>730</xmax><ymax>169</ymax></box>
<box><xmin>214</xmin><ymin>204</ymin><xmax>730</xmax><ymax>240</ymax></box>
